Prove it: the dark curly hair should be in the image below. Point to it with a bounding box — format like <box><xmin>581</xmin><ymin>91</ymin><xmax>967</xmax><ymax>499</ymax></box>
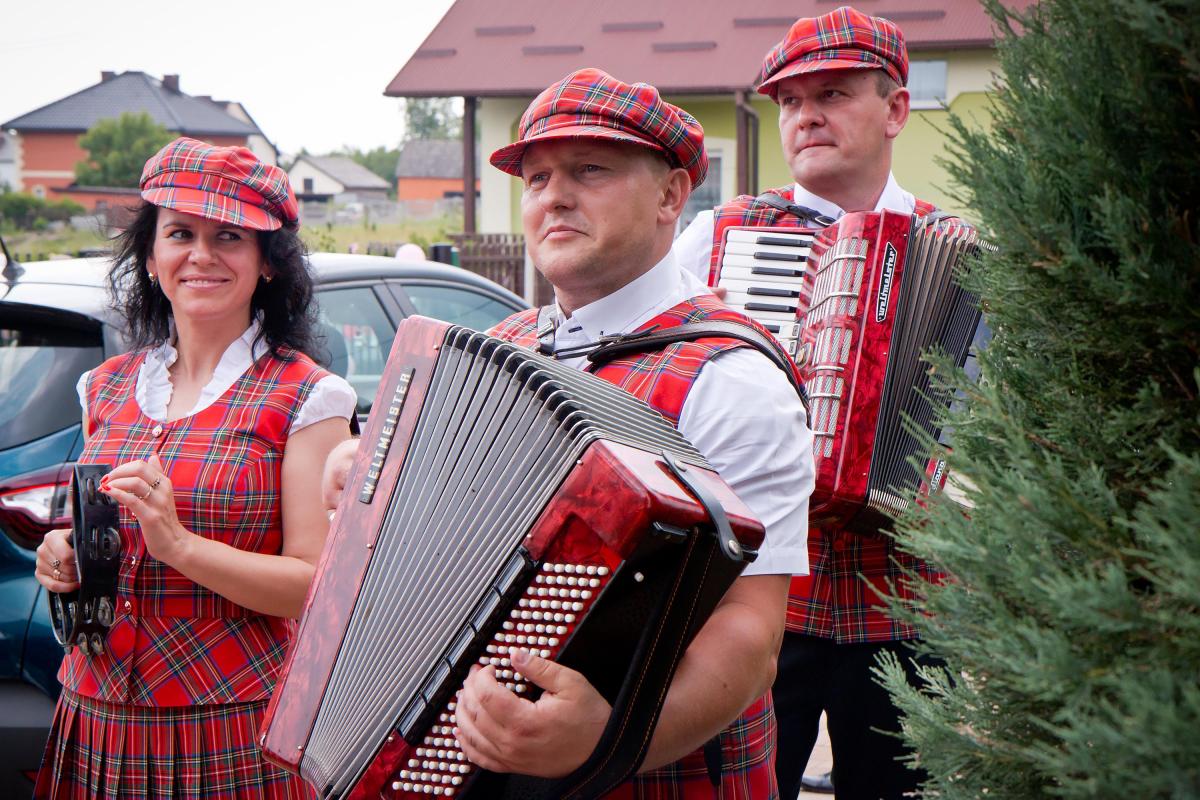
<box><xmin>109</xmin><ymin>203</ymin><xmax>319</xmax><ymax>360</ymax></box>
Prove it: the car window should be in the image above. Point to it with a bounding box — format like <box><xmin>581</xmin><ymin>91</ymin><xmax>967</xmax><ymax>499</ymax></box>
<box><xmin>313</xmin><ymin>287</ymin><xmax>396</xmax><ymax>418</ymax></box>
<box><xmin>402</xmin><ymin>284</ymin><xmax>518</xmax><ymax>332</ymax></box>
<box><xmin>0</xmin><ymin>319</ymin><xmax>102</xmax><ymax>450</ymax></box>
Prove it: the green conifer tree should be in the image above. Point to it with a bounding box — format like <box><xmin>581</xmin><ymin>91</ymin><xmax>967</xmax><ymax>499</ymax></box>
<box><xmin>878</xmin><ymin>0</ymin><xmax>1200</xmax><ymax>797</ymax></box>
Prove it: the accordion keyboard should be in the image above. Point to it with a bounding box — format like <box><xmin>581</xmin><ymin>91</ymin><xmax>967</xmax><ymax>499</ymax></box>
<box><xmin>714</xmin><ymin>228</ymin><xmax>816</xmax><ymax>361</ymax></box>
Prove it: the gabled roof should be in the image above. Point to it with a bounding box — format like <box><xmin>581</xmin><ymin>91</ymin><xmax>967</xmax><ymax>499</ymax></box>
<box><xmin>295</xmin><ymin>155</ymin><xmax>392</xmax><ymax>190</ymax></box>
<box><xmin>396</xmin><ymin>139</ymin><xmax>480</xmax><ymax>179</ymax></box>
<box><xmin>2</xmin><ymin>72</ymin><xmax>258</xmax><ymax>136</ymax></box>
<box><xmin>386</xmin><ymin>0</ymin><xmax>1016</xmax><ymax>98</ymax></box>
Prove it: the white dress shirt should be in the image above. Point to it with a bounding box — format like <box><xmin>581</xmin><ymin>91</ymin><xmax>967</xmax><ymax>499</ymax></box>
<box><xmin>546</xmin><ymin>251</ymin><xmax>814</xmax><ymax>576</ymax></box>
<box><xmin>673</xmin><ymin>173</ymin><xmax>917</xmax><ymax>281</ymax></box>
<box><xmin>77</xmin><ymin>319</ymin><xmax>356</xmax><ymax>433</ymax></box>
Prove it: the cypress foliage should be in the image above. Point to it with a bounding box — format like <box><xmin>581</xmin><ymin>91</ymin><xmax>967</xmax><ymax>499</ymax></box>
<box><xmin>878</xmin><ymin>0</ymin><xmax>1200</xmax><ymax>797</ymax></box>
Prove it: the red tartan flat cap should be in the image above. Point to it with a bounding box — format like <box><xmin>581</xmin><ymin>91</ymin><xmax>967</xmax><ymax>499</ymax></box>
<box><xmin>490</xmin><ymin>68</ymin><xmax>708</xmax><ymax>187</ymax></box>
<box><xmin>140</xmin><ymin>137</ymin><xmax>298</xmax><ymax>231</ymax></box>
<box><xmin>757</xmin><ymin>6</ymin><xmax>909</xmax><ymax>98</ymax></box>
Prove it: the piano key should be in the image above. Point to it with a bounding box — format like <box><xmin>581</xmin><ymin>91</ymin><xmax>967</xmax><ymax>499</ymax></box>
<box><xmin>719</xmin><ymin>253</ymin><xmax>808</xmax><ymax>273</ymax></box>
<box><xmin>748</xmin><ymin>286</ymin><xmax>801</xmax><ymax>298</ymax></box>
<box><xmin>745</xmin><ymin>300</ymin><xmax>799</xmax><ymax>314</ymax></box>
<box><xmin>725</xmin><ymin>228</ymin><xmax>815</xmax><ymax>247</ymax></box>
<box><xmin>716</xmin><ymin>274</ymin><xmax>806</xmax><ymax>294</ymax></box>
<box><xmin>722</xmin><ymin>240</ymin><xmax>812</xmax><ymax>259</ymax></box>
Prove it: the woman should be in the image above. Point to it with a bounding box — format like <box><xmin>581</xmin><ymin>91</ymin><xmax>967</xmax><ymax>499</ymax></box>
<box><xmin>32</xmin><ymin>137</ymin><xmax>354</xmax><ymax>799</ymax></box>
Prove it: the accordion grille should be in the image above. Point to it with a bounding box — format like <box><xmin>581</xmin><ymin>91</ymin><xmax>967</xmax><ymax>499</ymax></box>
<box><xmin>804</xmin><ymin>235</ymin><xmax>868</xmax><ymax>458</ymax></box>
<box><xmin>300</xmin><ymin>327</ymin><xmax>706</xmax><ymax>795</ymax></box>
<box><xmin>867</xmin><ymin>221</ymin><xmax>983</xmax><ymax>513</ymax></box>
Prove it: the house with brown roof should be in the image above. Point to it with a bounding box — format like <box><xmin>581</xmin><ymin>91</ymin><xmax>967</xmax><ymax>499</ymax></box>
<box><xmin>385</xmin><ymin>0</ymin><xmax>1017</xmax><ymax>234</ymax></box>
<box><xmin>288</xmin><ymin>155</ymin><xmax>393</xmax><ymax>203</ymax></box>
<box><xmin>2</xmin><ymin>71</ymin><xmax>275</xmax><ymax>210</ymax></box>
<box><xmin>395</xmin><ymin>139</ymin><xmax>480</xmax><ymax>201</ymax></box>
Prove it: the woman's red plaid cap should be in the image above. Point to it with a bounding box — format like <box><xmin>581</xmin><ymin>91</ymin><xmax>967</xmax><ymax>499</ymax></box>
<box><xmin>140</xmin><ymin>137</ymin><xmax>299</xmax><ymax>231</ymax></box>
<box><xmin>490</xmin><ymin>67</ymin><xmax>708</xmax><ymax>188</ymax></box>
<box><xmin>757</xmin><ymin>6</ymin><xmax>909</xmax><ymax>99</ymax></box>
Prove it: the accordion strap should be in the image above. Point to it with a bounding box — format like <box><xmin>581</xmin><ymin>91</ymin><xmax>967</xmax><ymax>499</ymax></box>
<box><xmin>586</xmin><ymin>320</ymin><xmax>809</xmax><ymax>412</ymax></box>
<box><xmin>752</xmin><ymin>191</ymin><xmax>837</xmax><ymax>227</ymax></box>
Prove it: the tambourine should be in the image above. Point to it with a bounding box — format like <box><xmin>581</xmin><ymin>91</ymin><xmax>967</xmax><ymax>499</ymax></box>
<box><xmin>49</xmin><ymin>464</ymin><xmax>122</xmax><ymax>655</ymax></box>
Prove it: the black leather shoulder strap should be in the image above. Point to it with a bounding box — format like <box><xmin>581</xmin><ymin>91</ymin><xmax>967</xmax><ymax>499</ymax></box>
<box><xmin>586</xmin><ymin>320</ymin><xmax>808</xmax><ymax>411</ymax></box>
<box><xmin>753</xmin><ymin>192</ymin><xmax>837</xmax><ymax>227</ymax></box>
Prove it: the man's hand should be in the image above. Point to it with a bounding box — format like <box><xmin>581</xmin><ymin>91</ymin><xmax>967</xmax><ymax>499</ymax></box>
<box><xmin>454</xmin><ymin>648</ymin><xmax>611</xmax><ymax>778</ymax></box>
<box><xmin>322</xmin><ymin>438</ymin><xmax>360</xmax><ymax>512</ymax></box>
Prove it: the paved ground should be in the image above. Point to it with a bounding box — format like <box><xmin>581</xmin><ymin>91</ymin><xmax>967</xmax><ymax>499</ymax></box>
<box><xmin>795</xmin><ymin>713</ymin><xmax>834</xmax><ymax>799</ymax></box>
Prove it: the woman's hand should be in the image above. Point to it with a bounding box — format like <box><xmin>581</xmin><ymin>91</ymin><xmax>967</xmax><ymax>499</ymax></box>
<box><xmin>35</xmin><ymin>528</ymin><xmax>79</xmax><ymax>592</ymax></box>
<box><xmin>101</xmin><ymin>453</ymin><xmax>192</xmax><ymax>567</ymax></box>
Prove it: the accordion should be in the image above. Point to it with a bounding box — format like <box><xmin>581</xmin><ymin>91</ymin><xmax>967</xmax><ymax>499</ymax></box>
<box><xmin>261</xmin><ymin>316</ymin><xmax>764</xmax><ymax>800</ymax></box>
<box><xmin>713</xmin><ymin>210</ymin><xmax>986</xmax><ymax>530</ymax></box>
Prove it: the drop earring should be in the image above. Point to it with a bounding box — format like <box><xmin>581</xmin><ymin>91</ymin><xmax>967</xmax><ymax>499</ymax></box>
<box><xmin>148</xmin><ymin>273</ymin><xmax>157</xmax><ymax>284</ymax></box>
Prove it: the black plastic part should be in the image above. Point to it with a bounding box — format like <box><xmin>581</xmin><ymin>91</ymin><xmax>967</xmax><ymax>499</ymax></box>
<box><xmin>49</xmin><ymin>464</ymin><xmax>121</xmax><ymax>655</ymax></box>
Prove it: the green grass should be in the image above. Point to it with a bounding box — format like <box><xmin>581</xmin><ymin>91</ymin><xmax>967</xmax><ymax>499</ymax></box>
<box><xmin>300</xmin><ymin>217</ymin><xmax>462</xmax><ymax>255</ymax></box>
<box><xmin>2</xmin><ymin>217</ymin><xmax>465</xmax><ymax>263</ymax></box>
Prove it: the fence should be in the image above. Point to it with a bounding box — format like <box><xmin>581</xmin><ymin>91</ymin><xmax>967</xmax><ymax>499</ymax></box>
<box><xmin>452</xmin><ymin>232</ymin><xmax>554</xmax><ymax>306</ymax></box>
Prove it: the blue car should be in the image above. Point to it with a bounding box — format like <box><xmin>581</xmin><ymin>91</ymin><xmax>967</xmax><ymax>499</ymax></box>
<box><xmin>0</xmin><ymin>246</ymin><xmax>527</xmax><ymax>792</ymax></box>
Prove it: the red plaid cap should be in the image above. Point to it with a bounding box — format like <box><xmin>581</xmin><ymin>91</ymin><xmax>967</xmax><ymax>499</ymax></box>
<box><xmin>757</xmin><ymin>6</ymin><xmax>908</xmax><ymax>98</ymax></box>
<box><xmin>490</xmin><ymin>68</ymin><xmax>708</xmax><ymax>187</ymax></box>
<box><xmin>140</xmin><ymin>137</ymin><xmax>298</xmax><ymax>231</ymax></box>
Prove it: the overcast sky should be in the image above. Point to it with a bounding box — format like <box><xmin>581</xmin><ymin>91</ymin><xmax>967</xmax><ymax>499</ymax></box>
<box><xmin>1</xmin><ymin>0</ymin><xmax>457</xmax><ymax>157</ymax></box>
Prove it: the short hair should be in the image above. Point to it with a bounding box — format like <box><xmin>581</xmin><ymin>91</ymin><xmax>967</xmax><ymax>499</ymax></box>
<box><xmin>875</xmin><ymin>70</ymin><xmax>902</xmax><ymax>98</ymax></box>
<box><xmin>109</xmin><ymin>203</ymin><xmax>320</xmax><ymax>360</ymax></box>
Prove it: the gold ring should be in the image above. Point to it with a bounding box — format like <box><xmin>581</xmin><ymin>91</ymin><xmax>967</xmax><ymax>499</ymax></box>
<box><xmin>50</xmin><ymin>557</ymin><xmax>61</xmax><ymax>569</ymax></box>
<box><xmin>150</xmin><ymin>477</ymin><xmax>162</xmax><ymax>490</ymax></box>
<box><xmin>138</xmin><ymin>486</ymin><xmax>153</xmax><ymax>501</ymax></box>
<box><xmin>54</xmin><ymin>568</ymin><xmax>61</xmax><ymax>581</ymax></box>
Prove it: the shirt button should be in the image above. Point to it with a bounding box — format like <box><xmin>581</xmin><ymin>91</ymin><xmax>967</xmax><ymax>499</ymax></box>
<box><xmin>130</xmin><ymin>556</ymin><xmax>137</xmax><ymax>567</ymax></box>
<box><xmin>123</xmin><ymin>600</ymin><xmax>132</xmax><ymax>612</ymax></box>
<box><xmin>151</xmin><ymin>424</ymin><xmax>164</xmax><ymax>437</ymax></box>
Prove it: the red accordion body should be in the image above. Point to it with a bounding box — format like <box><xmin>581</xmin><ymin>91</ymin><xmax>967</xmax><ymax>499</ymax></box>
<box><xmin>713</xmin><ymin>211</ymin><xmax>983</xmax><ymax>531</ymax></box>
<box><xmin>261</xmin><ymin>317</ymin><xmax>764</xmax><ymax>800</ymax></box>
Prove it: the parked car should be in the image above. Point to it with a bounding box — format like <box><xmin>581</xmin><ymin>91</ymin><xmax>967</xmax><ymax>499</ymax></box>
<box><xmin>0</xmin><ymin>247</ymin><xmax>528</xmax><ymax>792</ymax></box>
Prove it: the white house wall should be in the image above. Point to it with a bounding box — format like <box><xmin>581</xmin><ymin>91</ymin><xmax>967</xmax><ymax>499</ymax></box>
<box><xmin>288</xmin><ymin>160</ymin><xmax>346</xmax><ymax>196</ymax></box>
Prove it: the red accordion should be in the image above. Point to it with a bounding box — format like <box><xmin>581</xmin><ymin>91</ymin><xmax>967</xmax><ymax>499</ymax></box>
<box><xmin>713</xmin><ymin>210</ymin><xmax>984</xmax><ymax>530</ymax></box>
<box><xmin>261</xmin><ymin>316</ymin><xmax>764</xmax><ymax>800</ymax></box>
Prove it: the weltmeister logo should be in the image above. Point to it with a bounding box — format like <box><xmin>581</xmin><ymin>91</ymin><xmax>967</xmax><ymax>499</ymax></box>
<box><xmin>359</xmin><ymin>368</ymin><xmax>414</xmax><ymax>504</ymax></box>
<box><xmin>876</xmin><ymin>243</ymin><xmax>898</xmax><ymax>322</ymax></box>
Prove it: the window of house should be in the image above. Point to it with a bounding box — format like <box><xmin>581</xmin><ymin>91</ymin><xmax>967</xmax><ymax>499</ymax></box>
<box><xmin>31</xmin><ymin>185</ymin><xmax>46</xmax><ymax>200</ymax></box>
<box><xmin>681</xmin><ymin>153</ymin><xmax>722</xmax><ymax>230</ymax></box>
<box><xmin>303</xmin><ymin>177</ymin><xmax>314</xmax><ymax>194</ymax></box>
<box><xmin>909</xmin><ymin>60</ymin><xmax>949</xmax><ymax>107</ymax></box>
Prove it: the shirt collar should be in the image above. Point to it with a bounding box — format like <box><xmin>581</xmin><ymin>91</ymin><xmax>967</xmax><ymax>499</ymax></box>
<box><xmin>557</xmin><ymin>250</ymin><xmax>685</xmax><ymax>341</ymax></box>
<box><xmin>792</xmin><ymin>172</ymin><xmax>916</xmax><ymax>218</ymax></box>
<box><xmin>148</xmin><ymin>316</ymin><xmax>267</xmax><ymax>370</ymax></box>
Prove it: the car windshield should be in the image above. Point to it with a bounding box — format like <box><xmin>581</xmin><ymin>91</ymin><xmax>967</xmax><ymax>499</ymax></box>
<box><xmin>0</xmin><ymin>317</ymin><xmax>102</xmax><ymax>450</ymax></box>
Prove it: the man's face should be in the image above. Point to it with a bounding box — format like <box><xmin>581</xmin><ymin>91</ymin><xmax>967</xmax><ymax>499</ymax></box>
<box><xmin>776</xmin><ymin>69</ymin><xmax>908</xmax><ymax>200</ymax></box>
<box><xmin>520</xmin><ymin>139</ymin><xmax>674</xmax><ymax>310</ymax></box>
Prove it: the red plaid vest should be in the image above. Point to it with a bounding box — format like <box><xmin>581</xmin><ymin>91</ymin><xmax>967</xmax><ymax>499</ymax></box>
<box><xmin>59</xmin><ymin>349</ymin><xmax>331</xmax><ymax>706</ymax></box>
<box><xmin>491</xmin><ymin>293</ymin><xmax>792</xmax><ymax>798</ymax></box>
<box><xmin>712</xmin><ymin>186</ymin><xmax>942</xmax><ymax>643</ymax></box>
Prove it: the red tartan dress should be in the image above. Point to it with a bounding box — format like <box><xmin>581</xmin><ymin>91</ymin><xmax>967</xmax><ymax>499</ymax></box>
<box><xmin>711</xmin><ymin>187</ymin><xmax>943</xmax><ymax>644</ymax></box>
<box><xmin>491</xmin><ymin>291</ymin><xmax>802</xmax><ymax>799</ymax></box>
<box><xmin>35</xmin><ymin>348</ymin><xmax>329</xmax><ymax>800</ymax></box>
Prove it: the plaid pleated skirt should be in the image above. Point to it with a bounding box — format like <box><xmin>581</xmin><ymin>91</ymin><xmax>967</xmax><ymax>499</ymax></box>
<box><xmin>34</xmin><ymin>690</ymin><xmax>314</xmax><ymax>800</ymax></box>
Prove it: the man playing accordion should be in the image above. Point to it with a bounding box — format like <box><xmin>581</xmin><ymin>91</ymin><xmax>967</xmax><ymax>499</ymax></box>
<box><xmin>325</xmin><ymin>67</ymin><xmax>814</xmax><ymax>797</ymax></box>
<box><xmin>672</xmin><ymin>7</ymin><xmax>945</xmax><ymax>799</ymax></box>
